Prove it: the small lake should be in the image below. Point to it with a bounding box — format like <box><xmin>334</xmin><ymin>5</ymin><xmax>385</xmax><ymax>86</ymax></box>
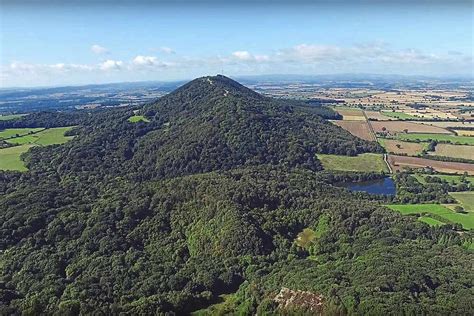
<box><xmin>337</xmin><ymin>177</ymin><xmax>396</xmax><ymax>195</ymax></box>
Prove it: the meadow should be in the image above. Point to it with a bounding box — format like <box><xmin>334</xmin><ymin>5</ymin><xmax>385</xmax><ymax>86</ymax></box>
<box><xmin>0</xmin><ymin>114</ymin><xmax>27</xmax><ymax>121</ymax></box>
<box><xmin>128</xmin><ymin>115</ymin><xmax>150</xmax><ymax>123</ymax></box>
<box><xmin>0</xmin><ymin>128</ymin><xmax>45</xmax><ymax>139</ymax></box>
<box><xmin>381</xmin><ymin>111</ymin><xmax>420</xmax><ymax>120</ymax></box>
<box><xmin>395</xmin><ymin>133</ymin><xmax>474</xmax><ymax>145</ymax></box>
<box><xmin>449</xmin><ymin>192</ymin><xmax>474</xmax><ymax>211</ymax></box>
<box><xmin>0</xmin><ymin>127</ymin><xmax>74</xmax><ymax>171</ymax></box>
<box><xmin>386</xmin><ymin>203</ymin><xmax>474</xmax><ymax>229</ymax></box>
<box><xmin>0</xmin><ymin>144</ymin><xmax>35</xmax><ymax>171</ymax></box>
<box><xmin>317</xmin><ymin>153</ymin><xmax>388</xmax><ymax>172</ymax></box>
<box><xmin>414</xmin><ymin>174</ymin><xmax>474</xmax><ymax>185</ymax></box>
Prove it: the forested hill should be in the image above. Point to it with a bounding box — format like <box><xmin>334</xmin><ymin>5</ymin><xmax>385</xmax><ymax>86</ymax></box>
<box><xmin>0</xmin><ymin>76</ymin><xmax>472</xmax><ymax>315</ymax></box>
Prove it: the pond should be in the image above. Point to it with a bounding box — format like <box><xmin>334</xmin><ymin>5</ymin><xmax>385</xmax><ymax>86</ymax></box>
<box><xmin>337</xmin><ymin>177</ymin><xmax>396</xmax><ymax>195</ymax></box>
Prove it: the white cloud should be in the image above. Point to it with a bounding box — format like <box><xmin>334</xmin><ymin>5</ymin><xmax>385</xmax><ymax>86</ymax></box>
<box><xmin>232</xmin><ymin>51</ymin><xmax>269</xmax><ymax>62</ymax></box>
<box><xmin>99</xmin><ymin>60</ymin><xmax>123</xmax><ymax>70</ymax></box>
<box><xmin>160</xmin><ymin>47</ymin><xmax>175</xmax><ymax>54</ymax></box>
<box><xmin>132</xmin><ymin>55</ymin><xmax>159</xmax><ymax>66</ymax></box>
<box><xmin>91</xmin><ymin>44</ymin><xmax>108</xmax><ymax>55</ymax></box>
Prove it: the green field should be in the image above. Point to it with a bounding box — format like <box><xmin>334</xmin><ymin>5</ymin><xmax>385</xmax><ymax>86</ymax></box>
<box><xmin>381</xmin><ymin>111</ymin><xmax>420</xmax><ymax>120</ymax></box>
<box><xmin>128</xmin><ymin>115</ymin><xmax>150</xmax><ymax>123</ymax></box>
<box><xmin>0</xmin><ymin>127</ymin><xmax>74</xmax><ymax>171</ymax></box>
<box><xmin>449</xmin><ymin>192</ymin><xmax>474</xmax><ymax>211</ymax></box>
<box><xmin>387</xmin><ymin>203</ymin><xmax>474</xmax><ymax>229</ymax></box>
<box><xmin>0</xmin><ymin>114</ymin><xmax>26</xmax><ymax>121</ymax></box>
<box><xmin>414</xmin><ymin>174</ymin><xmax>474</xmax><ymax>185</ymax></box>
<box><xmin>418</xmin><ymin>216</ymin><xmax>445</xmax><ymax>227</ymax></box>
<box><xmin>395</xmin><ymin>133</ymin><xmax>474</xmax><ymax>145</ymax></box>
<box><xmin>0</xmin><ymin>128</ymin><xmax>44</xmax><ymax>139</ymax></box>
<box><xmin>0</xmin><ymin>144</ymin><xmax>35</xmax><ymax>171</ymax></box>
<box><xmin>5</xmin><ymin>127</ymin><xmax>74</xmax><ymax>145</ymax></box>
<box><xmin>317</xmin><ymin>153</ymin><xmax>388</xmax><ymax>172</ymax></box>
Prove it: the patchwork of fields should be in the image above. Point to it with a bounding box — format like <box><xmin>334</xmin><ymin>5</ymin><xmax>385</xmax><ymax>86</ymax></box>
<box><xmin>0</xmin><ymin>127</ymin><xmax>74</xmax><ymax>171</ymax></box>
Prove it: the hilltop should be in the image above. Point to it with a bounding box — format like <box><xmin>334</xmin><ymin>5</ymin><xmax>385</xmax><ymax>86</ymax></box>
<box><xmin>0</xmin><ymin>76</ymin><xmax>472</xmax><ymax>315</ymax></box>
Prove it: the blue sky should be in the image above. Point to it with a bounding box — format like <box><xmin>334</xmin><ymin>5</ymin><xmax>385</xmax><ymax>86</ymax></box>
<box><xmin>1</xmin><ymin>0</ymin><xmax>472</xmax><ymax>87</ymax></box>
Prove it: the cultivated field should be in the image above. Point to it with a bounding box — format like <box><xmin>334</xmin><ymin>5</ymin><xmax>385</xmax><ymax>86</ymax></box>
<box><xmin>332</xmin><ymin>120</ymin><xmax>375</xmax><ymax>141</ymax></box>
<box><xmin>378</xmin><ymin>139</ymin><xmax>425</xmax><ymax>155</ymax></box>
<box><xmin>449</xmin><ymin>192</ymin><xmax>474</xmax><ymax>211</ymax></box>
<box><xmin>333</xmin><ymin>107</ymin><xmax>366</xmax><ymax>121</ymax></box>
<box><xmin>454</xmin><ymin>130</ymin><xmax>474</xmax><ymax>136</ymax></box>
<box><xmin>317</xmin><ymin>153</ymin><xmax>388</xmax><ymax>172</ymax></box>
<box><xmin>386</xmin><ymin>203</ymin><xmax>474</xmax><ymax>229</ymax></box>
<box><xmin>416</xmin><ymin>121</ymin><xmax>474</xmax><ymax>129</ymax></box>
<box><xmin>370</xmin><ymin>121</ymin><xmax>451</xmax><ymax>134</ymax></box>
<box><xmin>429</xmin><ymin>144</ymin><xmax>474</xmax><ymax>160</ymax></box>
<box><xmin>365</xmin><ymin>111</ymin><xmax>392</xmax><ymax>121</ymax></box>
<box><xmin>395</xmin><ymin>133</ymin><xmax>474</xmax><ymax>145</ymax></box>
<box><xmin>387</xmin><ymin>155</ymin><xmax>474</xmax><ymax>175</ymax></box>
<box><xmin>381</xmin><ymin>111</ymin><xmax>420</xmax><ymax>120</ymax></box>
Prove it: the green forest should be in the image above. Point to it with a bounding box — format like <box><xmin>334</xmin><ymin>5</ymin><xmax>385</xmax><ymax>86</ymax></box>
<box><xmin>0</xmin><ymin>76</ymin><xmax>472</xmax><ymax>315</ymax></box>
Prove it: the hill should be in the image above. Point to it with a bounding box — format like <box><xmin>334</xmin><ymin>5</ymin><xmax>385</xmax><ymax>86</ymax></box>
<box><xmin>0</xmin><ymin>76</ymin><xmax>472</xmax><ymax>315</ymax></box>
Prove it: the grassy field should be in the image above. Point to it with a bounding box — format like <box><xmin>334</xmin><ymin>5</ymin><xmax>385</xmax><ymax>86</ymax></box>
<box><xmin>0</xmin><ymin>128</ymin><xmax>44</xmax><ymax>139</ymax></box>
<box><xmin>5</xmin><ymin>127</ymin><xmax>74</xmax><ymax>145</ymax></box>
<box><xmin>128</xmin><ymin>115</ymin><xmax>150</xmax><ymax>123</ymax></box>
<box><xmin>296</xmin><ymin>228</ymin><xmax>316</xmax><ymax>249</ymax></box>
<box><xmin>387</xmin><ymin>203</ymin><xmax>474</xmax><ymax>229</ymax></box>
<box><xmin>395</xmin><ymin>133</ymin><xmax>474</xmax><ymax>145</ymax></box>
<box><xmin>0</xmin><ymin>114</ymin><xmax>26</xmax><ymax>121</ymax></box>
<box><xmin>0</xmin><ymin>127</ymin><xmax>74</xmax><ymax>171</ymax></box>
<box><xmin>317</xmin><ymin>153</ymin><xmax>388</xmax><ymax>172</ymax></box>
<box><xmin>449</xmin><ymin>192</ymin><xmax>474</xmax><ymax>211</ymax></box>
<box><xmin>418</xmin><ymin>216</ymin><xmax>445</xmax><ymax>227</ymax></box>
<box><xmin>414</xmin><ymin>174</ymin><xmax>474</xmax><ymax>185</ymax></box>
<box><xmin>0</xmin><ymin>144</ymin><xmax>35</xmax><ymax>171</ymax></box>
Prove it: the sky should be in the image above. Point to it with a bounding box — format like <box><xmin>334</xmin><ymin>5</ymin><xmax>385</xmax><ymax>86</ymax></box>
<box><xmin>0</xmin><ymin>0</ymin><xmax>472</xmax><ymax>87</ymax></box>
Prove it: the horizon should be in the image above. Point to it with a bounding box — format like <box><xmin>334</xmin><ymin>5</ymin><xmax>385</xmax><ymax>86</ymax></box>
<box><xmin>1</xmin><ymin>0</ymin><xmax>473</xmax><ymax>87</ymax></box>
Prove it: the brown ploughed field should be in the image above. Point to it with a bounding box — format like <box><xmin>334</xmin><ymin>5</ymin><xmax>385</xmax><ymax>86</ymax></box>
<box><xmin>388</xmin><ymin>155</ymin><xmax>474</xmax><ymax>175</ymax></box>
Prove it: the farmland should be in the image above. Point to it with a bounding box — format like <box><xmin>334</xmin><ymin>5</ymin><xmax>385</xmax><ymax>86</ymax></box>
<box><xmin>381</xmin><ymin>111</ymin><xmax>420</xmax><ymax>120</ymax></box>
<box><xmin>387</xmin><ymin>155</ymin><xmax>474</xmax><ymax>175</ymax></box>
<box><xmin>370</xmin><ymin>121</ymin><xmax>450</xmax><ymax>134</ymax></box>
<box><xmin>0</xmin><ymin>128</ymin><xmax>45</xmax><ymax>139</ymax></box>
<box><xmin>4</xmin><ymin>127</ymin><xmax>74</xmax><ymax>145</ymax></box>
<box><xmin>0</xmin><ymin>144</ymin><xmax>35</xmax><ymax>171</ymax></box>
<box><xmin>429</xmin><ymin>144</ymin><xmax>474</xmax><ymax>160</ymax></box>
<box><xmin>386</xmin><ymin>204</ymin><xmax>474</xmax><ymax>229</ymax></box>
<box><xmin>332</xmin><ymin>120</ymin><xmax>375</xmax><ymax>141</ymax></box>
<box><xmin>394</xmin><ymin>133</ymin><xmax>474</xmax><ymax>145</ymax></box>
<box><xmin>414</xmin><ymin>174</ymin><xmax>474</xmax><ymax>185</ymax></box>
<box><xmin>378</xmin><ymin>139</ymin><xmax>425</xmax><ymax>155</ymax></box>
<box><xmin>317</xmin><ymin>153</ymin><xmax>388</xmax><ymax>172</ymax></box>
<box><xmin>333</xmin><ymin>107</ymin><xmax>366</xmax><ymax>121</ymax></box>
<box><xmin>454</xmin><ymin>130</ymin><xmax>474</xmax><ymax>136</ymax></box>
<box><xmin>0</xmin><ymin>127</ymin><xmax>74</xmax><ymax>171</ymax></box>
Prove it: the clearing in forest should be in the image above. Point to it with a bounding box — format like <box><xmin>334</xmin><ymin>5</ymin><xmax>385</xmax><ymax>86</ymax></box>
<box><xmin>386</xmin><ymin>203</ymin><xmax>474</xmax><ymax>229</ymax></box>
<box><xmin>128</xmin><ymin>115</ymin><xmax>150</xmax><ymax>123</ymax></box>
<box><xmin>317</xmin><ymin>153</ymin><xmax>388</xmax><ymax>172</ymax></box>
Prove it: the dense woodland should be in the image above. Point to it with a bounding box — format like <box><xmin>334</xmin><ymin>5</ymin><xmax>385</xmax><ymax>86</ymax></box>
<box><xmin>0</xmin><ymin>76</ymin><xmax>472</xmax><ymax>315</ymax></box>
